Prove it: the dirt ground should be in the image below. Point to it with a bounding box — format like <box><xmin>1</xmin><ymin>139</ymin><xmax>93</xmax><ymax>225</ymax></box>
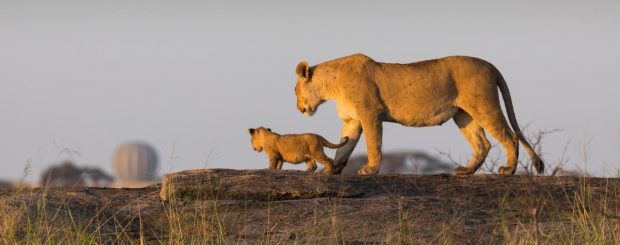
<box><xmin>2</xmin><ymin>169</ymin><xmax>620</xmax><ymax>243</ymax></box>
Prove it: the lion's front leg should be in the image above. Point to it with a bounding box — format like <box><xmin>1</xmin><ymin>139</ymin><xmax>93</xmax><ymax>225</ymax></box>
<box><xmin>268</xmin><ymin>156</ymin><xmax>280</xmax><ymax>170</ymax></box>
<box><xmin>358</xmin><ymin>118</ymin><xmax>382</xmax><ymax>176</ymax></box>
<box><xmin>333</xmin><ymin>119</ymin><xmax>362</xmax><ymax>174</ymax></box>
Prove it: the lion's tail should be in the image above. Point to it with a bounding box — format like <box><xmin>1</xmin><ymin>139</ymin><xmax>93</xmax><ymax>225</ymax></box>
<box><xmin>497</xmin><ymin>72</ymin><xmax>544</xmax><ymax>174</ymax></box>
<box><xmin>320</xmin><ymin>136</ymin><xmax>349</xmax><ymax>149</ymax></box>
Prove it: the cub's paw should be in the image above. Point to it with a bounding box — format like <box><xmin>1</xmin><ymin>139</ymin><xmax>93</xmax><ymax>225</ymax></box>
<box><xmin>498</xmin><ymin>166</ymin><xmax>516</xmax><ymax>175</ymax></box>
<box><xmin>357</xmin><ymin>164</ymin><xmax>379</xmax><ymax>176</ymax></box>
<box><xmin>453</xmin><ymin>166</ymin><xmax>474</xmax><ymax>176</ymax></box>
<box><xmin>322</xmin><ymin>167</ymin><xmax>334</xmax><ymax>174</ymax></box>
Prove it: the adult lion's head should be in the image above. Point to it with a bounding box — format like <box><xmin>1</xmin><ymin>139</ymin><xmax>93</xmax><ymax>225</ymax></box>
<box><xmin>294</xmin><ymin>61</ymin><xmax>324</xmax><ymax>117</ymax></box>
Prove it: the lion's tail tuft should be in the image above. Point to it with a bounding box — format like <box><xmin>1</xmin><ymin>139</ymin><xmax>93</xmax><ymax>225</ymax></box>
<box><xmin>497</xmin><ymin>72</ymin><xmax>545</xmax><ymax>174</ymax></box>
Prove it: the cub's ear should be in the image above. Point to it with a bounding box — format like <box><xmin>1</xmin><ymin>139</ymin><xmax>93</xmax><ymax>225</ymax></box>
<box><xmin>248</xmin><ymin>128</ymin><xmax>255</xmax><ymax>134</ymax></box>
<box><xmin>267</xmin><ymin>128</ymin><xmax>271</xmax><ymax>132</ymax></box>
<box><xmin>295</xmin><ymin>61</ymin><xmax>310</xmax><ymax>81</ymax></box>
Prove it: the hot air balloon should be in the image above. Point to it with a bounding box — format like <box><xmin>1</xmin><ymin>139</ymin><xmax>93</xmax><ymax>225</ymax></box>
<box><xmin>111</xmin><ymin>142</ymin><xmax>159</xmax><ymax>182</ymax></box>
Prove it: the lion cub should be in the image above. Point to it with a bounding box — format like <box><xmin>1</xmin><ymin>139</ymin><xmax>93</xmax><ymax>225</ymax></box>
<box><xmin>248</xmin><ymin>127</ymin><xmax>349</xmax><ymax>174</ymax></box>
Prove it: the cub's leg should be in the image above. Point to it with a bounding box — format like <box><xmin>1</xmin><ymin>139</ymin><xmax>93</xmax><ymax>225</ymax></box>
<box><xmin>276</xmin><ymin>160</ymin><xmax>283</xmax><ymax>170</ymax></box>
<box><xmin>305</xmin><ymin>160</ymin><xmax>317</xmax><ymax>173</ymax></box>
<box><xmin>312</xmin><ymin>152</ymin><xmax>334</xmax><ymax>174</ymax></box>
<box><xmin>452</xmin><ymin>110</ymin><xmax>491</xmax><ymax>175</ymax></box>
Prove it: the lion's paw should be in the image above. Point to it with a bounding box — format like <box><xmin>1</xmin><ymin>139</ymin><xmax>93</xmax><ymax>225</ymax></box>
<box><xmin>357</xmin><ymin>164</ymin><xmax>379</xmax><ymax>176</ymax></box>
<box><xmin>453</xmin><ymin>166</ymin><xmax>474</xmax><ymax>176</ymax></box>
<box><xmin>498</xmin><ymin>166</ymin><xmax>515</xmax><ymax>175</ymax></box>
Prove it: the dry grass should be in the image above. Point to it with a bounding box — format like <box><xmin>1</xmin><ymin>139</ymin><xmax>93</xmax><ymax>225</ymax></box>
<box><xmin>2</xmin><ymin>132</ymin><xmax>620</xmax><ymax>244</ymax></box>
<box><xmin>2</xmin><ymin>175</ymin><xmax>619</xmax><ymax>244</ymax></box>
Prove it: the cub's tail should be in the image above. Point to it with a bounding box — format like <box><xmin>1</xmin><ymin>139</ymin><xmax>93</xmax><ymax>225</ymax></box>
<box><xmin>320</xmin><ymin>136</ymin><xmax>349</xmax><ymax>149</ymax></box>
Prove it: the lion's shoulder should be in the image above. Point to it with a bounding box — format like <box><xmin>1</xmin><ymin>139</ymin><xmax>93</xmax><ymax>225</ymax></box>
<box><xmin>320</xmin><ymin>53</ymin><xmax>375</xmax><ymax>66</ymax></box>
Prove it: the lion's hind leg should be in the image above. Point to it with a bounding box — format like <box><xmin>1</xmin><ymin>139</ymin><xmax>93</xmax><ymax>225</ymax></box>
<box><xmin>467</xmin><ymin>106</ymin><xmax>519</xmax><ymax>175</ymax></box>
<box><xmin>305</xmin><ymin>160</ymin><xmax>317</xmax><ymax>173</ymax></box>
<box><xmin>452</xmin><ymin>110</ymin><xmax>491</xmax><ymax>175</ymax></box>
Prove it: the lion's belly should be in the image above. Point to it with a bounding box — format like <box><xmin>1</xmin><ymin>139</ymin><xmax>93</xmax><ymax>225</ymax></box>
<box><xmin>378</xmin><ymin>74</ymin><xmax>459</xmax><ymax>127</ymax></box>
<box><xmin>385</xmin><ymin>104</ymin><xmax>458</xmax><ymax>127</ymax></box>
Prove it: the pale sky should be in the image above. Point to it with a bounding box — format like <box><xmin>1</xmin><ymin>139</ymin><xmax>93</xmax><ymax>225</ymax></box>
<box><xmin>1</xmin><ymin>1</ymin><xmax>619</xmax><ymax>182</ymax></box>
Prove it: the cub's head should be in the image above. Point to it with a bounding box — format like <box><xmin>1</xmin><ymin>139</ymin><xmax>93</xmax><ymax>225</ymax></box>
<box><xmin>248</xmin><ymin>127</ymin><xmax>271</xmax><ymax>152</ymax></box>
<box><xmin>294</xmin><ymin>61</ymin><xmax>323</xmax><ymax>117</ymax></box>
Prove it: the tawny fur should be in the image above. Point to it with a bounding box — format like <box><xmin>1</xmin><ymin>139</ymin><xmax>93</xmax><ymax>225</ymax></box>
<box><xmin>293</xmin><ymin>54</ymin><xmax>544</xmax><ymax>176</ymax></box>
<box><xmin>248</xmin><ymin>127</ymin><xmax>349</xmax><ymax>173</ymax></box>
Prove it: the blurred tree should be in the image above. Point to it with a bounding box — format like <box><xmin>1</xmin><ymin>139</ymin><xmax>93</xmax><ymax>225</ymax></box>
<box><xmin>81</xmin><ymin>167</ymin><xmax>114</xmax><ymax>187</ymax></box>
<box><xmin>39</xmin><ymin>161</ymin><xmax>115</xmax><ymax>187</ymax></box>
<box><xmin>0</xmin><ymin>180</ymin><xmax>11</xmax><ymax>188</ymax></box>
<box><xmin>40</xmin><ymin>161</ymin><xmax>84</xmax><ymax>187</ymax></box>
<box><xmin>342</xmin><ymin>150</ymin><xmax>456</xmax><ymax>175</ymax></box>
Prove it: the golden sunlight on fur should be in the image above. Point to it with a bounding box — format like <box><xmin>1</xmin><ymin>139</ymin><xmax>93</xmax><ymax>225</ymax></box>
<box><xmin>294</xmin><ymin>54</ymin><xmax>544</xmax><ymax>176</ymax></box>
<box><xmin>248</xmin><ymin>127</ymin><xmax>349</xmax><ymax>173</ymax></box>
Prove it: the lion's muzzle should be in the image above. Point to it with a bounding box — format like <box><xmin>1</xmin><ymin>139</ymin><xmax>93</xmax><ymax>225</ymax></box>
<box><xmin>298</xmin><ymin>105</ymin><xmax>316</xmax><ymax>117</ymax></box>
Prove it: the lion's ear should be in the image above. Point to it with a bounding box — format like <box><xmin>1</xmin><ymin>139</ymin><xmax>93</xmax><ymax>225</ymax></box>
<box><xmin>249</xmin><ymin>128</ymin><xmax>255</xmax><ymax>135</ymax></box>
<box><xmin>295</xmin><ymin>61</ymin><xmax>310</xmax><ymax>81</ymax></box>
<box><xmin>267</xmin><ymin>128</ymin><xmax>271</xmax><ymax>132</ymax></box>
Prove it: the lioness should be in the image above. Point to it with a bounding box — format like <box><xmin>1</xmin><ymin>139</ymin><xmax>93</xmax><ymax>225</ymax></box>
<box><xmin>248</xmin><ymin>127</ymin><xmax>349</xmax><ymax>173</ymax></box>
<box><xmin>293</xmin><ymin>54</ymin><xmax>544</xmax><ymax>176</ymax></box>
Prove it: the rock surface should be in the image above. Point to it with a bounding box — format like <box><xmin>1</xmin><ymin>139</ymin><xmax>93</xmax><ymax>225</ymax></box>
<box><xmin>3</xmin><ymin>168</ymin><xmax>620</xmax><ymax>243</ymax></box>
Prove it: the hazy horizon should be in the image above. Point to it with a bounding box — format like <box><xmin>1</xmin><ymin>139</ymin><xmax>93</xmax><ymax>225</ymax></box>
<box><xmin>1</xmin><ymin>1</ymin><xmax>619</xmax><ymax>182</ymax></box>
